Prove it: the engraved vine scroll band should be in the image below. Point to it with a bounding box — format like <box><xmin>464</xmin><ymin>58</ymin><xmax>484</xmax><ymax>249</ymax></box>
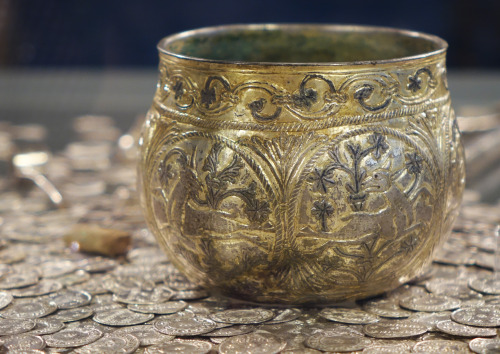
<box><xmin>155</xmin><ymin>57</ymin><xmax>447</xmax><ymax>128</ymax></box>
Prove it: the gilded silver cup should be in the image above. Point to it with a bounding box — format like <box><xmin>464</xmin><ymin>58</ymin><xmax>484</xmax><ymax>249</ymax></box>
<box><xmin>138</xmin><ymin>24</ymin><xmax>465</xmax><ymax>304</ymax></box>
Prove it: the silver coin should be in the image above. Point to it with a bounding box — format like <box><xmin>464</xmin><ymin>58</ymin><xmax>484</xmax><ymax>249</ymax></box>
<box><xmin>304</xmin><ymin>331</ymin><xmax>371</xmax><ymax>353</ymax></box>
<box><xmin>474</xmin><ymin>252</ymin><xmax>495</xmax><ymax>270</ymax></box>
<box><xmin>1</xmin><ymin>334</ymin><xmax>46</xmax><ymax>351</ymax></box>
<box><xmin>54</xmin><ymin>270</ymin><xmax>91</xmax><ymax>287</ymax></box>
<box><xmin>127</xmin><ymin>300</ymin><xmax>187</xmax><ymax>314</ymax></box>
<box><xmin>451</xmin><ymin>305</ymin><xmax>500</xmax><ymax>327</ymax></box>
<box><xmin>219</xmin><ymin>331</ymin><xmax>286</xmax><ymax>354</ymax></box>
<box><xmin>0</xmin><ymin>291</ymin><xmax>13</xmax><ymax>309</ymax></box>
<box><xmin>363</xmin><ymin>298</ymin><xmax>412</xmax><ymax>319</ymax></box>
<box><xmin>113</xmin><ymin>264</ymin><xmax>171</xmax><ymax>283</ymax></box>
<box><xmin>436</xmin><ymin>319</ymin><xmax>497</xmax><ymax>337</ymax></box>
<box><xmin>362</xmin><ymin>343</ymin><xmax>412</xmax><ymax>353</ymax></box>
<box><xmin>43</xmin><ymin>327</ymin><xmax>103</xmax><ymax>347</ymax></box>
<box><xmin>201</xmin><ymin>324</ymin><xmax>255</xmax><ymax>337</ymax></box>
<box><xmin>0</xmin><ymin>248</ymin><xmax>26</xmax><ymax>264</ymax></box>
<box><xmin>319</xmin><ymin>307</ymin><xmax>380</xmax><ymax>324</ymax></box>
<box><xmin>50</xmin><ymin>306</ymin><xmax>94</xmax><ymax>322</ymax></box>
<box><xmin>74</xmin><ymin>333</ymin><xmax>140</xmax><ymax>354</ymax></box>
<box><xmin>427</xmin><ymin>278</ymin><xmax>484</xmax><ymax>301</ymax></box>
<box><xmin>68</xmin><ymin>276</ymin><xmax>109</xmax><ymax>295</ymax></box>
<box><xmin>114</xmin><ymin>324</ymin><xmax>175</xmax><ymax>346</ymax></box>
<box><xmin>93</xmin><ymin>308</ymin><xmax>154</xmax><ymax>326</ymax></box>
<box><xmin>29</xmin><ymin>318</ymin><xmax>65</xmax><ymax>335</ymax></box>
<box><xmin>103</xmin><ymin>275</ymin><xmax>154</xmax><ymax>293</ymax></box>
<box><xmin>0</xmin><ymin>299</ymin><xmax>57</xmax><ymax>319</ymax></box>
<box><xmin>0</xmin><ymin>318</ymin><xmax>36</xmax><ymax>335</ymax></box>
<box><xmin>399</xmin><ymin>294</ymin><xmax>461</xmax><ymax>312</ymax></box>
<box><xmin>164</xmin><ymin>272</ymin><xmax>200</xmax><ymax>291</ymax></box>
<box><xmin>153</xmin><ymin>313</ymin><xmax>217</xmax><ymax>336</ymax></box>
<box><xmin>469</xmin><ymin>276</ymin><xmax>500</xmax><ymax>295</ymax></box>
<box><xmin>112</xmin><ymin>285</ymin><xmax>174</xmax><ymax>304</ymax></box>
<box><xmin>41</xmin><ymin>260</ymin><xmax>77</xmax><ymax>278</ymax></box>
<box><xmin>77</xmin><ymin>257</ymin><xmax>118</xmax><ymax>273</ymax></box>
<box><xmin>48</xmin><ymin>290</ymin><xmax>92</xmax><ymax>309</ymax></box>
<box><xmin>412</xmin><ymin>340</ymin><xmax>469</xmax><ymax>353</ymax></box>
<box><xmin>171</xmin><ymin>288</ymin><xmax>210</xmax><ymax>300</ymax></box>
<box><xmin>266</xmin><ymin>308</ymin><xmax>302</xmax><ymax>324</ymax></box>
<box><xmin>185</xmin><ymin>300</ymin><xmax>229</xmax><ymax>315</ymax></box>
<box><xmin>408</xmin><ymin>311</ymin><xmax>451</xmax><ymax>331</ymax></box>
<box><xmin>10</xmin><ymin>279</ymin><xmax>63</xmax><ymax>297</ymax></box>
<box><xmin>210</xmin><ymin>308</ymin><xmax>275</xmax><ymax>324</ymax></box>
<box><xmin>469</xmin><ymin>338</ymin><xmax>500</xmax><ymax>354</ymax></box>
<box><xmin>0</xmin><ymin>270</ymin><xmax>39</xmax><ymax>289</ymax></box>
<box><xmin>363</xmin><ymin>319</ymin><xmax>428</xmax><ymax>338</ymax></box>
<box><xmin>145</xmin><ymin>339</ymin><xmax>213</xmax><ymax>354</ymax></box>
<box><xmin>89</xmin><ymin>301</ymin><xmax>123</xmax><ymax>313</ymax></box>
<box><xmin>484</xmin><ymin>295</ymin><xmax>500</xmax><ymax>306</ymax></box>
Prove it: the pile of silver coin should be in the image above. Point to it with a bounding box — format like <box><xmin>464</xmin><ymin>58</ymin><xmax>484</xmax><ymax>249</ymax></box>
<box><xmin>0</xmin><ymin>116</ymin><xmax>499</xmax><ymax>353</ymax></box>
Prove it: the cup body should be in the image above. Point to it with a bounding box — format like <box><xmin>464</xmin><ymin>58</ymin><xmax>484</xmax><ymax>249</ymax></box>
<box><xmin>139</xmin><ymin>25</ymin><xmax>465</xmax><ymax>304</ymax></box>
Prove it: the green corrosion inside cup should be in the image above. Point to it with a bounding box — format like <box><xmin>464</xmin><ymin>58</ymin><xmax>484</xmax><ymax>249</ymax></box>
<box><xmin>165</xmin><ymin>27</ymin><xmax>442</xmax><ymax>63</ymax></box>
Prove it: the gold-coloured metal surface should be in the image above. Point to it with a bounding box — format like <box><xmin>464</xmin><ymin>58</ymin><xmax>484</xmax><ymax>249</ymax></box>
<box><xmin>138</xmin><ymin>24</ymin><xmax>465</xmax><ymax>304</ymax></box>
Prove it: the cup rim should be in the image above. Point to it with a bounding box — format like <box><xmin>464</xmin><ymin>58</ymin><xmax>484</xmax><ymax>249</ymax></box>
<box><xmin>157</xmin><ymin>23</ymin><xmax>448</xmax><ymax>67</ymax></box>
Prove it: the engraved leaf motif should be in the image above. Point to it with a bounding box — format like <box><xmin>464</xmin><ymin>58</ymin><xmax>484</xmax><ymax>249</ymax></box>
<box><xmin>368</xmin><ymin>133</ymin><xmax>389</xmax><ymax>160</ymax></box>
<box><xmin>307</xmin><ymin>167</ymin><xmax>336</xmax><ymax>193</ymax></box>
<box><xmin>202</xmin><ymin>143</ymin><xmax>223</xmax><ymax>175</ymax></box>
<box><xmin>217</xmin><ymin>154</ymin><xmax>244</xmax><ymax>184</ymax></box>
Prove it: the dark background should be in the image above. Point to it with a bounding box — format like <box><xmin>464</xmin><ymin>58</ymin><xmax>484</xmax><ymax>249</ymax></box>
<box><xmin>1</xmin><ymin>0</ymin><xmax>500</xmax><ymax>69</ymax></box>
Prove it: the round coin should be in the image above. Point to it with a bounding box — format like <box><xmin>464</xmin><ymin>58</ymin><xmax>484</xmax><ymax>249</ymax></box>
<box><xmin>319</xmin><ymin>307</ymin><xmax>379</xmax><ymax>324</ymax></box>
<box><xmin>399</xmin><ymin>294</ymin><xmax>461</xmax><ymax>312</ymax></box>
<box><xmin>201</xmin><ymin>324</ymin><xmax>255</xmax><ymax>337</ymax></box>
<box><xmin>112</xmin><ymin>285</ymin><xmax>174</xmax><ymax>304</ymax></box>
<box><xmin>0</xmin><ymin>291</ymin><xmax>13</xmax><ymax>309</ymax></box>
<box><xmin>266</xmin><ymin>308</ymin><xmax>302</xmax><ymax>324</ymax></box>
<box><xmin>74</xmin><ymin>333</ymin><xmax>140</xmax><ymax>354</ymax></box>
<box><xmin>0</xmin><ymin>299</ymin><xmax>57</xmax><ymax>319</ymax></box>
<box><xmin>77</xmin><ymin>257</ymin><xmax>118</xmax><ymax>273</ymax></box>
<box><xmin>412</xmin><ymin>339</ymin><xmax>469</xmax><ymax>353</ymax></box>
<box><xmin>363</xmin><ymin>319</ymin><xmax>428</xmax><ymax>338</ymax></box>
<box><xmin>171</xmin><ymin>288</ymin><xmax>209</xmax><ymax>300</ymax></box>
<box><xmin>10</xmin><ymin>279</ymin><xmax>63</xmax><ymax>297</ymax></box>
<box><xmin>54</xmin><ymin>270</ymin><xmax>91</xmax><ymax>287</ymax></box>
<box><xmin>0</xmin><ymin>318</ymin><xmax>36</xmax><ymax>335</ymax></box>
<box><xmin>436</xmin><ymin>319</ymin><xmax>497</xmax><ymax>337</ymax></box>
<box><xmin>408</xmin><ymin>311</ymin><xmax>451</xmax><ymax>331</ymax></box>
<box><xmin>2</xmin><ymin>334</ymin><xmax>46</xmax><ymax>351</ymax></box>
<box><xmin>164</xmin><ymin>272</ymin><xmax>200</xmax><ymax>291</ymax></box>
<box><xmin>114</xmin><ymin>324</ymin><xmax>175</xmax><ymax>346</ymax></box>
<box><xmin>48</xmin><ymin>290</ymin><xmax>92</xmax><ymax>309</ymax></box>
<box><xmin>50</xmin><ymin>306</ymin><xmax>94</xmax><ymax>322</ymax></box>
<box><xmin>469</xmin><ymin>276</ymin><xmax>500</xmax><ymax>295</ymax></box>
<box><xmin>469</xmin><ymin>338</ymin><xmax>500</xmax><ymax>354</ymax></box>
<box><xmin>362</xmin><ymin>343</ymin><xmax>412</xmax><ymax>353</ymax></box>
<box><xmin>29</xmin><ymin>318</ymin><xmax>65</xmax><ymax>335</ymax></box>
<box><xmin>127</xmin><ymin>301</ymin><xmax>187</xmax><ymax>314</ymax></box>
<box><xmin>305</xmin><ymin>332</ymin><xmax>372</xmax><ymax>353</ymax></box>
<box><xmin>210</xmin><ymin>308</ymin><xmax>275</xmax><ymax>324</ymax></box>
<box><xmin>93</xmin><ymin>308</ymin><xmax>154</xmax><ymax>326</ymax></box>
<box><xmin>43</xmin><ymin>327</ymin><xmax>103</xmax><ymax>348</ymax></box>
<box><xmin>0</xmin><ymin>270</ymin><xmax>39</xmax><ymax>289</ymax></box>
<box><xmin>451</xmin><ymin>305</ymin><xmax>500</xmax><ymax>327</ymax></box>
<box><xmin>153</xmin><ymin>313</ymin><xmax>217</xmax><ymax>336</ymax></box>
<box><xmin>41</xmin><ymin>261</ymin><xmax>77</xmax><ymax>278</ymax></box>
<box><xmin>145</xmin><ymin>339</ymin><xmax>212</xmax><ymax>354</ymax></box>
<box><xmin>426</xmin><ymin>278</ymin><xmax>483</xmax><ymax>299</ymax></box>
<box><xmin>219</xmin><ymin>331</ymin><xmax>286</xmax><ymax>354</ymax></box>
<box><xmin>362</xmin><ymin>298</ymin><xmax>412</xmax><ymax>318</ymax></box>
